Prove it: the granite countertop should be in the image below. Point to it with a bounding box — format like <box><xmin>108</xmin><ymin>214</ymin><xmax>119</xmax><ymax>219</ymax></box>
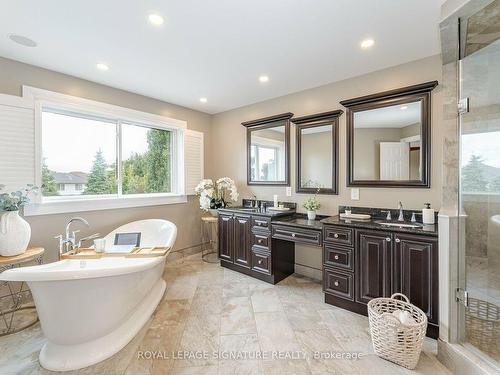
<box><xmin>272</xmin><ymin>215</ymin><xmax>325</xmax><ymax>230</ymax></box>
<box><xmin>320</xmin><ymin>215</ymin><xmax>438</xmax><ymax>237</ymax></box>
<box><xmin>218</xmin><ymin>206</ymin><xmax>296</xmax><ymax>218</ymax></box>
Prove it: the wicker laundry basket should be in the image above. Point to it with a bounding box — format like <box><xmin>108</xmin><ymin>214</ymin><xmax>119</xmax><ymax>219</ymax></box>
<box><xmin>367</xmin><ymin>293</ymin><xmax>428</xmax><ymax>369</ymax></box>
<box><xmin>465</xmin><ymin>297</ymin><xmax>500</xmax><ymax>358</ymax></box>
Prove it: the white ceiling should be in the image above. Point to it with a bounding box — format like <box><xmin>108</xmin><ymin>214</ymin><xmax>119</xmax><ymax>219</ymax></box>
<box><xmin>355</xmin><ymin>101</ymin><xmax>421</xmax><ymax>128</ymax></box>
<box><xmin>0</xmin><ymin>1</ymin><xmax>443</xmax><ymax>114</ymax></box>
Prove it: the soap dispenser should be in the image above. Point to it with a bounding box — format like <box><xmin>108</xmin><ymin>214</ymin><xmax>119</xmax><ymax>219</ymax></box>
<box><xmin>422</xmin><ymin>203</ymin><xmax>435</xmax><ymax>225</ymax></box>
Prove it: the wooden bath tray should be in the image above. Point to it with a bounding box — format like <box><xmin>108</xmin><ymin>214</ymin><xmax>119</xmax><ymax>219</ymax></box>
<box><xmin>60</xmin><ymin>246</ymin><xmax>171</xmax><ymax>260</ymax></box>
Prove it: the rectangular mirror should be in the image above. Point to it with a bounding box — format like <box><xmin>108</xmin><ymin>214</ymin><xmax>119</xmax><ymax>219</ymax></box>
<box><xmin>341</xmin><ymin>81</ymin><xmax>438</xmax><ymax>188</ymax></box>
<box><xmin>243</xmin><ymin>113</ymin><xmax>293</xmax><ymax>185</ymax></box>
<box><xmin>293</xmin><ymin>111</ymin><xmax>342</xmax><ymax>194</ymax></box>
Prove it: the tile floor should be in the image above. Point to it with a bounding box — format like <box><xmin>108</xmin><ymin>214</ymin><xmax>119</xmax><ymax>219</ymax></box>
<box><xmin>0</xmin><ymin>253</ymin><xmax>451</xmax><ymax>374</ymax></box>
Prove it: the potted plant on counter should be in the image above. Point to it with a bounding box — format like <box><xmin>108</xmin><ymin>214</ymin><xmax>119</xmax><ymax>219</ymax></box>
<box><xmin>303</xmin><ymin>188</ymin><xmax>321</xmax><ymax>220</ymax></box>
<box><xmin>0</xmin><ymin>184</ymin><xmax>38</xmax><ymax>256</ymax></box>
<box><xmin>195</xmin><ymin>177</ymin><xmax>239</xmax><ymax>216</ymax></box>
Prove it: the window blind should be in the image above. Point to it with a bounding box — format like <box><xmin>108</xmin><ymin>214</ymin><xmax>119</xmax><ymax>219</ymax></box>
<box><xmin>0</xmin><ymin>94</ymin><xmax>35</xmax><ymax>192</ymax></box>
<box><xmin>184</xmin><ymin>129</ymin><xmax>204</xmax><ymax>195</ymax></box>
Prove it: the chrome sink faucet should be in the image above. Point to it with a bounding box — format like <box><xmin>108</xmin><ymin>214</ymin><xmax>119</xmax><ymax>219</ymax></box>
<box><xmin>398</xmin><ymin>201</ymin><xmax>404</xmax><ymax>222</ymax></box>
<box><xmin>381</xmin><ymin>210</ymin><xmax>392</xmax><ymax>221</ymax></box>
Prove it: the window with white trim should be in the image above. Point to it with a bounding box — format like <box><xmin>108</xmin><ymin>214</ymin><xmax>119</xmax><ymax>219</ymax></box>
<box><xmin>40</xmin><ymin>107</ymin><xmax>179</xmax><ymax>201</ymax></box>
<box><xmin>0</xmin><ymin>88</ymin><xmax>204</xmax><ymax>216</ymax></box>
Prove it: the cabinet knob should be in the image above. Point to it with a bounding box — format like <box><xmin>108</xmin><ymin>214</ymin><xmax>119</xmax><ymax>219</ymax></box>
<box><xmin>258</xmin><ymin>239</ymin><xmax>263</xmax><ymax>244</ymax></box>
<box><xmin>334</xmin><ymin>280</ymin><xmax>339</xmax><ymax>287</ymax></box>
<box><xmin>395</xmin><ymin>238</ymin><xmax>401</xmax><ymax>243</ymax></box>
<box><xmin>291</xmin><ymin>233</ymin><xmax>296</xmax><ymax>237</ymax></box>
<box><xmin>386</xmin><ymin>237</ymin><xmax>391</xmax><ymax>242</ymax></box>
<box><xmin>334</xmin><ymin>255</ymin><xmax>339</xmax><ymax>260</ymax></box>
<box><xmin>334</xmin><ymin>233</ymin><xmax>339</xmax><ymax>238</ymax></box>
<box><xmin>258</xmin><ymin>259</ymin><xmax>263</xmax><ymax>265</ymax></box>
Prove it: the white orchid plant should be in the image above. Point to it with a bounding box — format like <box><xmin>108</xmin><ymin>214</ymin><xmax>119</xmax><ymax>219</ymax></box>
<box><xmin>194</xmin><ymin>177</ymin><xmax>239</xmax><ymax>211</ymax></box>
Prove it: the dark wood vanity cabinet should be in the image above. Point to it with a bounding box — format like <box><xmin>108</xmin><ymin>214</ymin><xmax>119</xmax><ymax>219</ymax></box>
<box><xmin>218</xmin><ymin>213</ymin><xmax>252</xmax><ymax>267</ymax></box>
<box><xmin>323</xmin><ymin>224</ymin><xmax>439</xmax><ymax>338</ymax></box>
<box><xmin>218</xmin><ymin>213</ymin><xmax>234</xmax><ymax>262</ymax></box>
<box><xmin>356</xmin><ymin>230</ymin><xmax>392</xmax><ymax>304</ymax></box>
<box><xmin>392</xmin><ymin>233</ymin><xmax>439</xmax><ymax>328</ymax></box>
<box><xmin>233</xmin><ymin>215</ymin><xmax>251</xmax><ymax>268</ymax></box>
<box><xmin>218</xmin><ymin>212</ymin><xmax>295</xmax><ymax>284</ymax></box>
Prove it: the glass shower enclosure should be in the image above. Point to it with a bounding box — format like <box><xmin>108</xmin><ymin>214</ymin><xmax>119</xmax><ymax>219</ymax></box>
<box><xmin>458</xmin><ymin>0</ymin><xmax>500</xmax><ymax>367</ymax></box>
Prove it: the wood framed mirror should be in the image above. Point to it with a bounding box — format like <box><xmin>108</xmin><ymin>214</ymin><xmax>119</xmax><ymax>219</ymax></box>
<box><xmin>242</xmin><ymin>112</ymin><xmax>293</xmax><ymax>186</ymax></box>
<box><xmin>293</xmin><ymin>110</ymin><xmax>342</xmax><ymax>194</ymax></box>
<box><xmin>340</xmin><ymin>81</ymin><xmax>438</xmax><ymax>188</ymax></box>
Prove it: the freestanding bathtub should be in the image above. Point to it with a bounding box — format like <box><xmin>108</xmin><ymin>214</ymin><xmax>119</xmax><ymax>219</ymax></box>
<box><xmin>0</xmin><ymin>219</ymin><xmax>177</xmax><ymax>371</ymax></box>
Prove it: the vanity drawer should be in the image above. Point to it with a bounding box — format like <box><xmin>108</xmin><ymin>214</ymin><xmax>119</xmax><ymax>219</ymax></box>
<box><xmin>252</xmin><ymin>216</ymin><xmax>271</xmax><ymax>232</ymax></box>
<box><xmin>323</xmin><ymin>226</ymin><xmax>353</xmax><ymax>246</ymax></box>
<box><xmin>251</xmin><ymin>249</ymin><xmax>271</xmax><ymax>275</ymax></box>
<box><xmin>323</xmin><ymin>268</ymin><xmax>354</xmax><ymax>301</ymax></box>
<box><xmin>272</xmin><ymin>225</ymin><xmax>321</xmax><ymax>246</ymax></box>
<box><xmin>252</xmin><ymin>231</ymin><xmax>270</xmax><ymax>249</ymax></box>
<box><xmin>323</xmin><ymin>245</ymin><xmax>354</xmax><ymax>271</ymax></box>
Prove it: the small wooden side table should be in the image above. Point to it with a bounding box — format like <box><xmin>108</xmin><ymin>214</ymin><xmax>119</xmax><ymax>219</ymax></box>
<box><xmin>201</xmin><ymin>216</ymin><xmax>218</xmax><ymax>263</ymax></box>
<box><xmin>0</xmin><ymin>247</ymin><xmax>44</xmax><ymax>336</ymax></box>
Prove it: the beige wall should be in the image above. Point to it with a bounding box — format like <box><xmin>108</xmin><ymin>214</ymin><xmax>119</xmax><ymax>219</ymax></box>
<box><xmin>0</xmin><ymin>57</ymin><xmax>212</xmax><ymax>262</ymax></box>
<box><xmin>0</xmin><ymin>54</ymin><xmax>443</xmax><ymax>269</ymax></box>
<box><xmin>210</xmin><ymin>54</ymin><xmax>443</xmax><ymax>214</ymax></box>
<box><xmin>210</xmin><ymin>55</ymin><xmax>443</xmax><ymax>276</ymax></box>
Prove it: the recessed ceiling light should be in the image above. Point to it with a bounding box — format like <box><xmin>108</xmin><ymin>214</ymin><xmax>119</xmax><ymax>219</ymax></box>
<box><xmin>96</xmin><ymin>63</ymin><xmax>109</xmax><ymax>71</ymax></box>
<box><xmin>259</xmin><ymin>75</ymin><xmax>269</xmax><ymax>83</ymax></box>
<box><xmin>360</xmin><ymin>39</ymin><xmax>375</xmax><ymax>49</ymax></box>
<box><xmin>199</xmin><ymin>97</ymin><xmax>207</xmax><ymax>103</ymax></box>
<box><xmin>8</xmin><ymin>34</ymin><xmax>37</xmax><ymax>47</ymax></box>
<box><xmin>148</xmin><ymin>14</ymin><xmax>164</xmax><ymax>26</ymax></box>
<box><xmin>400</xmin><ymin>105</ymin><xmax>408</xmax><ymax>110</ymax></box>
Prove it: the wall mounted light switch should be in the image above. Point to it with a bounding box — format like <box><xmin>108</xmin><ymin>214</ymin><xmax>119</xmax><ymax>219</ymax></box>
<box><xmin>286</xmin><ymin>187</ymin><xmax>292</xmax><ymax>196</ymax></box>
<box><xmin>351</xmin><ymin>188</ymin><xmax>360</xmax><ymax>200</ymax></box>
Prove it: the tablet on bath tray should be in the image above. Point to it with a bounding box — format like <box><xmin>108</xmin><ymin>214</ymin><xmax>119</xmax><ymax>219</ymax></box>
<box><xmin>108</xmin><ymin>232</ymin><xmax>141</xmax><ymax>253</ymax></box>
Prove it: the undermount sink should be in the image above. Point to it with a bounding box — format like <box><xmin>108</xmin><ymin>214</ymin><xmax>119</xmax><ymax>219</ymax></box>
<box><xmin>377</xmin><ymin>221</ymin><xmax>423</xmax><ymax>229</ymax></box>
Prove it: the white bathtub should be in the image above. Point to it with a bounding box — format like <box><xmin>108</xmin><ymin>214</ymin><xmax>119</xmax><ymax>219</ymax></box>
<box><xmin>0</xmin><ymin>219</ymin><xmax>177</xmax><ymax>371</ymax></box>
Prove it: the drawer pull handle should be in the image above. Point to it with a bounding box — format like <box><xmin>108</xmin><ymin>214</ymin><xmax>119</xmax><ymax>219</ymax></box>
<box><xmin>258</xmin><ymin>259</ymin><xmax>263</xmax><ymax>265</ymax></box>
<box><xmin>334</xmin><ymin>255</ymin><xmax>339</xmax><ymax>260</ymax></box>
<box><xmin>395</xmin><ymin>238</ymin><xmax>401</xmax><ymax>243</ymax></box>
<box><xmin>334</xmin><ymin>233</ymin><xmax>339</xmax><ymax>238</ymax></box>
<box><xmin>386</xmin><ymin>237</ymin><xmax>391</xmax><ymax>242</ymax></box>
<box><xmin>291</xmin><ymin>233</ymin><xmax>296</xmax><ymax>237</ymax></box>
<box><xmin>334</xmin><ymin>280</ymin><xmax>339</xmax><ymax>287</ymax></box>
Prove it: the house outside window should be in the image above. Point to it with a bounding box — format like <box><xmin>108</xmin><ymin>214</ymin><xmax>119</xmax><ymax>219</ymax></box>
<box><xmin>40</xmin><ymin>108</ymin><xmax>177</xmax><ymax>201</ymax></box>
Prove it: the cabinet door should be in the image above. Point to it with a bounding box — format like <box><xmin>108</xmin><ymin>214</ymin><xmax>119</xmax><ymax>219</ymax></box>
<box><xmin>393</xmin><ymin>234</ymin><xmax>438</xmax><ymax>324</ymax></box>
<box><xmin>234</xmin><ymin>215</ymin><xmax>251</xmax><ymax>268</ymax></box>
<box><xmin>356</xmin><ymin>230</ymin><xmax>392</xmax><ymax>304</ymax></box>
<box><xmin>218</xmin><ymin>214</ymin><xmax>233</xmax><ymax>262</ymax></box>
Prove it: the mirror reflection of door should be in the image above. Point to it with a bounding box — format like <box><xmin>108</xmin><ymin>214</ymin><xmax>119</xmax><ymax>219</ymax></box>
<box><xmin>353</xmin><ymin>101</ymin><xmax>422</xmax><ymax>181</ymax></box>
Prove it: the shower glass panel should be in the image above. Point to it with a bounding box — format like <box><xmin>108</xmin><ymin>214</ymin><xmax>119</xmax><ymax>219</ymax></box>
<box><xmin>459</xmin><ymin>5</ymin><xmax>500</xmax><ymax>366</ymax></box>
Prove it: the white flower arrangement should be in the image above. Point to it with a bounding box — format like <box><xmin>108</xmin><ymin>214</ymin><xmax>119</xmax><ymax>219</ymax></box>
<box><xmin>194</xmin><ymin>177</ymin><xmax>239</xmax><ymax>211</ymax></box>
